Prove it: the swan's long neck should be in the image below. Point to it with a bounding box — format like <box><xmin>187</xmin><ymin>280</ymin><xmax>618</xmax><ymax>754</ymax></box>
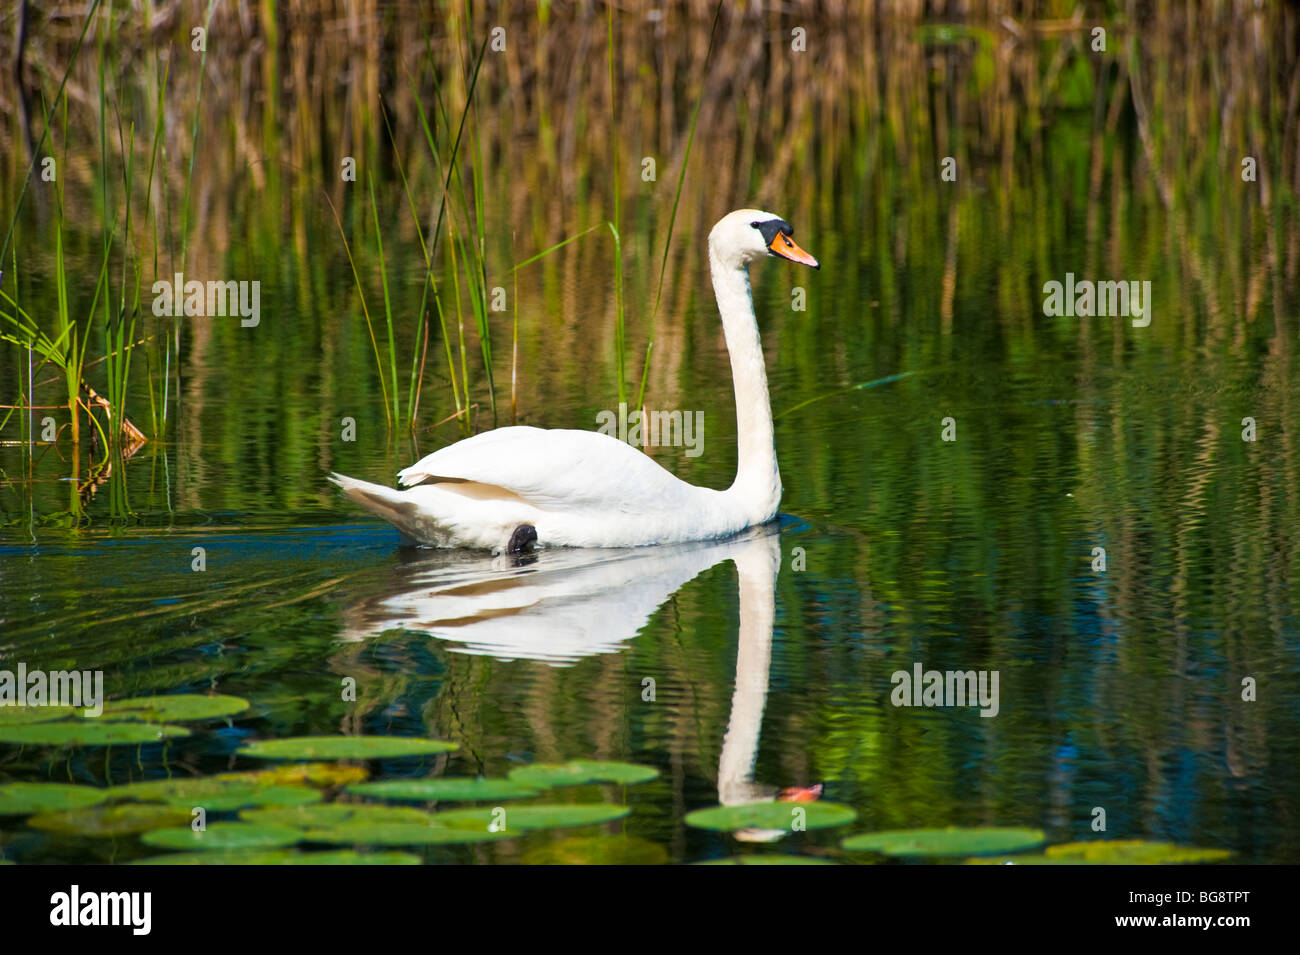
<box><xmin>710</xmin><ymin>247</ymin><xmax>781</xmax><ymax>520</ymax></box>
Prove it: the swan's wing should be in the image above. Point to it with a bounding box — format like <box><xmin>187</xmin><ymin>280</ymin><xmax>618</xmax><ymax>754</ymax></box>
<box><xmin>397</xmin><ymin>426</ymin><xmax>701</xmax><ymax>512</ymax></box>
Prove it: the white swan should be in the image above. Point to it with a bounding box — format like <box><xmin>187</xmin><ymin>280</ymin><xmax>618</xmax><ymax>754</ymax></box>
<box><xmin>330</xmin><ymin>209</ymin><xmax>818</xmax><ymax>550</ymax></box>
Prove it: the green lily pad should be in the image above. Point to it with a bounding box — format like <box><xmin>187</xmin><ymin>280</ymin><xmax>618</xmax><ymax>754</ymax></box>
<box><xmin>685</xmin><ymin>802</ymin><xmax>857</xmax><ymax>833</ymax></box>
<box><xmin>0</xmin><ymin>705</ymin><xmax>79</xmax><ymax>725</ymax></box>
<box><xmin>507</xmin><ymin>760</ymin><xmax>658</xmax><ymax>788</ymax></box>
<box><xmin>110</xmin><ymin>777</ymin><xmax>323</xmax><ymax>811</ymax></box>
<box><xmin>506</xmin><ymin>764</ymin><xmax>590</xmax><ymax>787</ymax></box>
<box><xmin>347</xmin><ymin>778</ymin><xmax>541</xmax><ymax>802</ymax></box>
<box><xmin>192</xmin><ymin>785</ymin><xmax>320</xmax><ymax>811</ymax></box>
<box><xmin>842</xmin><ymin>827</ymin><xmax>1045</xmax><ymax>857</ymax></box>
<box><xmin>217</xmin><ymin>763</ymin><xmax>368</xmax><ymax>788</ymax></box>
<box><xmin>695</xmin><ymin>855</ymin><xmax>840</xmax><ymax>865</ymax></box>
<box><xmin>435</xmin><ymin>804</ymin><xmax>631</xmax><ymax>832</ymax></box>
<box><xmin>100</xmin><ymin>694</ymin><xmax>250</xmax><ymax>722</ymax></box>
<box><xmin>0</xmin><ymin>721</ymin><xmax>190</xmax><ymax>746</ymax></box>
<box><xmin>141</xmin><ymin>823</ymin><xmax>302</xmax><ymax>852</ymax></box>
<box><xmin>238</xmin><ymin>802</ymin><xmax>514</xmax><ymax>844</ymax></box>
<box><xmin>130</xmin><ymin>849</ymin><xmax>420</xmax><ymax>865</ymax></box>
<box><xmin>239</xmin><ymin>736</ymin><xmax>458</xmax><ymax>760</ymax></box>
<box><xmin>566</xmin><ymin>760</ymin><xmax>660</xmax><ymax>784</ymax></box>
<box><xmin>522</xmin><ymin>835</ymin><xmax>669</xmax><ymax>865</ymax></box>
<box><xmin>0</xmin><ymin>782</ymin><xmax>110</xmax><ymax>815</ymax></box>
<box><xmin>966</xmin><ymin>840</ymin><xmax>1232</xmax><ymax>865</ymax></box>
<box><xmin>240</xmin><ymin>804</ymin><xmax>436</xmax><ymax>828</ymax></box>
<box><xmin>29</xmin><ymin>804</ymin><xmax>192</xmax><ymax>837</ymax></box>
<box><xmin>1045</xmin><ymin>840</ymin><xmax>1232</xmax><ymax>864</ymax></box>
<box><xmin>303</xmin><ymin>823</ymin><xmax>511</xmax><ymax>846</ymax></box>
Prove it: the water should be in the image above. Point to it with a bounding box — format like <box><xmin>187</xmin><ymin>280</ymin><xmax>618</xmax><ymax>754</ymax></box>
<box><xmin>1</xmin><ymin>5</ymin><xmax>1298</xmax><ymax>864</ymax></box>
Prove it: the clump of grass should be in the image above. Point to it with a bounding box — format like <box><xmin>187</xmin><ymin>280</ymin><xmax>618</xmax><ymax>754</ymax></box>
<box><xmin>331</xmin><ymin>24</ymin><xmax>493</xmax><ymax>437</ymax></box>
<box><xmin>340</xmin><ymin>8</ymin><xmax>609</xmax><ymax>440</ymax></box>
<box><xmin>0</xmin><ymin>0</ymin><xmax>167</xmax><ymax>494</ymax></box>
<box><xmin>423</xmin><ymin>24</ymin><xmax>496</xmax><ymax>430</ymax></box>
<box><xmin>331</xmin><ymin>0</ymin><xmax>724</xmax><ymax>436</ymax></box>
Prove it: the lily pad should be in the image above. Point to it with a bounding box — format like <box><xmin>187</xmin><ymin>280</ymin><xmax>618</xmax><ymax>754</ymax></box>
<box><xmin>967</xmin><ymin>840</ymin><xmax>1232</xmax><ymax>865</ymax></box>
<box><xmin>302</xmin><ymin>823</ymin><xmax>511</xmax><ymax>846</ymax></box>
<box><xmin>238</xmin><ymin>802</ymin><xmax>515</xmax><ymax>844</ymax></box>
<box><xmin>217</xmin><ymin>763</ymin><xmax>367</xmax><ymax>788</ymax></box>
<box><xmin>695</xmin><ymin>855</ymin><xmax>840</xmax><ymax>865</ymax></box>
<box><xmin>0</xmin><ymin>722</ymin><xmax>191</xmax><ymax>746</ymax></box>
<box><xmin>566</xmin><ymin>760</ymin><xmax>660</xmax><ymax>784</ymax></box>
<box><xmin>1045</xmin><ymin>840</ymin><xmax>1232</xmax><ymax>864</ymax></box>
<box><xmin>111</xmin><ymin>778</ymin><xmax>322</xmax><ymax>812</ymax></box>
<box><xmin>29</xmin><ymin>804</ymin><xmax>192</xmax><ymax>837</ymax></box>
<box><xmin>842</xmin><ymin>827</ymin><xmax>1045</xmax><ymax>857</ymax></box>
<box><xmin>435</xmin><ymin>804</ymin><xmax>631</xmax><ymax>832</ymax></box>
<box><xmin>141</xmin><ymin>823</ymin><xmax>302</xmax><ymax>852</ymax></box>
<box><xmin>100</xmin><ymin>694</ymin><xmax>250</xmax><ymax>722</ymax></box>
<box><xmin>347</xmin><ymin>778</ymin><xmax>541</xmax><ymax>802</ymax></box>
<box><xmin>0</xmin><ymin>782</ymin><xmax>110</xmax><ymax>815</ymax></box>
<box><xmin>0</xmin><ymin>705</ymin><xmax>79</xmax><ymax>725</ymax></box>
<box><xmin>507</xmin><ymin>760</ymin><xmax>658</xmax><ymax>788</ymax></box>
<box><xmin>240</xmin><ymin>804</ymin><xmax>436</xmax><ymax>828</ymax></box>
<box><xmin>239</xmin><ymin>736</ymin><xmax>458</xmax><ymax>760</ymax></box>
<box><xmin>685</xmin><ymin>802</ymin><xmax>857</xmax><ymax>833</ymax></box>
<box><xmin>130</xmin><ymin>849</ymin><xmax>420</xmax><ymax>865</ymax></box>
<box><xmin>522</xmin><ymin>835</ymin><xmax>669</xmax><ymax>865</ymax></box>
<box><xmin>505</xmin><ymin>764</ymin><xmax>590</xmax><ymax>788</ymax></box>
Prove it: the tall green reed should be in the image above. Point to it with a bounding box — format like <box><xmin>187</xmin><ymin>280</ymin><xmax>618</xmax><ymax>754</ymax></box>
<box><xmin>332</xmin><ymin>27</ymin><xmax>493</xmax><ymax>437</ymax></box>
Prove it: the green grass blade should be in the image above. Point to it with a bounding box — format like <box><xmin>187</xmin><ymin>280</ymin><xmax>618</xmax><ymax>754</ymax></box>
<box><xmin>322</xmin><ymin>191</ymin><xmax>392</xmax><ymax>428</ymax></box>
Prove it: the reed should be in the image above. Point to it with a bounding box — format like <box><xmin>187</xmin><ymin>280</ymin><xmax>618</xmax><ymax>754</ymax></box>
<box><xmin>381</xmin><ymin>99</ymin><xmax>439</xmax><ymax>430</ymax></box>
<box><xmin>330</xmin><ymin>24</ymin><xmax>495</xmax><ymax>436</ymax></box>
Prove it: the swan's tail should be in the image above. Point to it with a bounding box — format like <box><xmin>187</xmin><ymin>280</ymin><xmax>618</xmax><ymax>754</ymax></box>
<box><xmin>329</xmin><ymin>472</ymin><xmax>428</xmax><ymax>543</ymax></box>
<box><xmin>330</xmin><ymin>471</ymin><xmax>537</xmax><ymax>550</ymax></box>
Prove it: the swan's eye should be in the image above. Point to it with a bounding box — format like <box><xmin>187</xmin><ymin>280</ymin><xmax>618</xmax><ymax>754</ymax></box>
<box><xmin>750</xmin><ymin>221</ymin><xmax>760</xmax><ymax>228</ymax></box>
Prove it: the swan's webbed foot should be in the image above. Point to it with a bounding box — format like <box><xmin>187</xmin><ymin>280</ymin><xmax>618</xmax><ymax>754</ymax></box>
<box><xmin>507</xmin><ymin>524</ymin><xmax>538</xmax><ymax>554</ymax></box>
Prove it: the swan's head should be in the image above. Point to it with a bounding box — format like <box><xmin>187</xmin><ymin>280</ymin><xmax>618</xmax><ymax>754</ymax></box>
<box><xmin>709</xmin><ymin>209</ymin><xmax>819</xmax><ymax>271</ymax></box>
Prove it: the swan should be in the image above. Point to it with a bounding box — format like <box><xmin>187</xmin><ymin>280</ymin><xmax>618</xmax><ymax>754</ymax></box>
<box><xmin>330</xmin><ymin>208</ymin><xmax>819</xmax><ymax>551</ymax></box>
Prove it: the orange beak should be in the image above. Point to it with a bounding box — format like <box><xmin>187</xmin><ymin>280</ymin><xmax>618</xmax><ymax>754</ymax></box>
<box><xmin>769</xmin><ymin>231</ymin><xmax>819</xmax><ymax>269</ymax></box>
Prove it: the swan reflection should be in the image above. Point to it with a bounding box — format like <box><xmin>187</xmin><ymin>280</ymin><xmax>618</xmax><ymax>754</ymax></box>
<box><xmin>342</xmin><ymin>525</ymin><xmax>799</xmax><ymax>832</ymax></box>
<box><xmin>342</xmin><ymin>526</ymin><xmax>779</xmax><ymax>666</ymax></box>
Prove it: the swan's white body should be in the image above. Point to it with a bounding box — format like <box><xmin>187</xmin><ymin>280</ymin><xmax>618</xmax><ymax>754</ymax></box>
<box><xmin>331</xmin><ymin>209</ymin><xmax>818</xmax><ymax>551</ymax></box>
